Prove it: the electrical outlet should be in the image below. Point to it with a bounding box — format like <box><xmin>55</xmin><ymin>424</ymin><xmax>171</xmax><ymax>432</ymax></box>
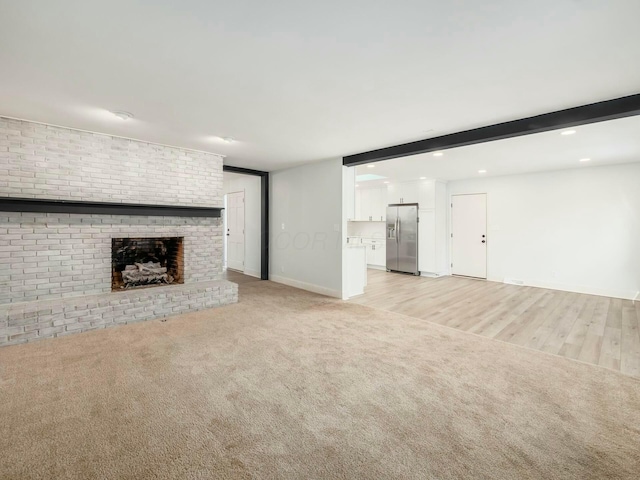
<box><xmin>281</xmin><ymin>223</ymin><xmax>285</xmax><ymax>230</ymax></box>
<box><xmin>280</xmin><ymin>266</ymin><xmax>285</xmax><ymax>273</ymax></box>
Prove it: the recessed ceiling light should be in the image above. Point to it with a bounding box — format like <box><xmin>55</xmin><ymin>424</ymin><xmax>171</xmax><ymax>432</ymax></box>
<box><xmin>419</xmin><ymin>177</ymin><xmax>426</xmax><ymax>180</ymax></box>
<box><xmin>367</xmin><ymin>164</ymin><xmax>376</xmax><ymax>168</ymax></box>
<box><xmin>383</xmin><ymin>181</ymin><xmax>390</xmax><ymax>184</ymax></box>
<box><xmin>111</xmin><ymin>111</ymin><xmax>134</xmax><ymax>120</ymax></box>
<box><xmin>355</xmin><ymin>184</ymin><xmax>359</xmax><ymax>187</ymax></box>
<box><xmin>478</xmin><ymin>169</ymin><xmax>487</xmax><ymax>174</ymax></box>
<box><xmin>433</xmin><ymin>151</ymin><xmax>444</xmax><ymax>157</ymax></box>
<box><xmin>579</xmin><ymin>158</ymin><xmax>590</xmax><ymax>162</ymax></box>
<box><xmin>561</xmin><ymin>130</ymin><xmax>576</xmax><ymax>136</ymax></box>
<box><xmin>211</xmin><ymin>136</ymin><xmax>236</xmax><ymax>143</ymax></box>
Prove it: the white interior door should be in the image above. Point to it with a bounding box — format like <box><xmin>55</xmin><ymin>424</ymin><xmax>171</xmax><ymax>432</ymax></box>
<box><xmin>226</xmin><ymin>191</ymin><xmax>245</xmax><ymax>272</ymax></box>
<box><xmin>451</xmin><ymin>193</ymin><xmax>487</xmax><ymax>279</ymax></box>
<box><xmin>223</xmin><ymin>194</ymin><xmax>228</xmax><ymax>268</ymax></box>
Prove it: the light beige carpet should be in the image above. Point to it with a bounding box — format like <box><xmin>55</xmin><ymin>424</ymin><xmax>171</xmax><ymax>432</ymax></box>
<box><xmin>0</xmin><ymin>281</ymin><xmax>639</xmax><ymax>479</ymax></box>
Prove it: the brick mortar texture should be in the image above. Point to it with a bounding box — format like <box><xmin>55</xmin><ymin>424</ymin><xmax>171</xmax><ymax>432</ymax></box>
<box><xmin>0</xmin><ymin>212</ymin><xmax>223</xmax><ymax>304</ymax></box>
<box><xmin>0</xmin><ymin>280</ymin><xmax>238</xmax><ymax>347</ymax></box>
<box><xmin>0</xmin><ymin>116</ymin><xmax>223</xmax><ymax>206</ymax></box>
<box><xmin>0</xmin><ymin>117</ymin><xmax>236</xmax><ymax>346</ymax></box>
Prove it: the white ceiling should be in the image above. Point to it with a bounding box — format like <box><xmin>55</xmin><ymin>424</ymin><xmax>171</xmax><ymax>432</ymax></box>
<box><xmin>355</xmin><ymin>115</ymin><xmax>640</xmax><ymax>185</ymax></box>
<box><xmin>1</xmin><ymin>1</ymin><xmax>640</xmax><ymax>171</ymax></box>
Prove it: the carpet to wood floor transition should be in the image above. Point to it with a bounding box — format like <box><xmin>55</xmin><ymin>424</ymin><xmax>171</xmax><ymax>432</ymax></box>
<box><xmin>1</xmin><ymin>280</ymin><xmax>639</xmax><ymax>479</ymax></box>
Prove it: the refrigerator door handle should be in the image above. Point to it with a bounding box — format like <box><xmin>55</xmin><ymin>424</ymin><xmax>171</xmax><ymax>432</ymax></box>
<box><xmin>396</xmin><ymin>217</ymin><xmax>400</xmax><ymax>243</ymax></box>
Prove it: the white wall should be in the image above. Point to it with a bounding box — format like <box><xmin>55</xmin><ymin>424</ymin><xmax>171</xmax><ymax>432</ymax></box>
<box><xmin>448</xmin><ymin>163</ymin><xmax>640</xmax><ymax>300</ymax></box>
<box><xmin>270</xmin><ymin>158</ymin><xmax>343</xmax><ymax>297</ymax></box>
<box><xmin>223</xmin><ymin>172</ymin><xmax>262</xmax><ymax>278</ymax></box>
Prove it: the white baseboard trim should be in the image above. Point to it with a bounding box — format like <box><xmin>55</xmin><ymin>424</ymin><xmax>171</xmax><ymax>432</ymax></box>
<box><xmin>367</xmin><ymin>264</ymin><xmax>386</xmax><ymax>271</ymax></box>
<box><xmin>420</xmin><ymin>271</ymin><xmax>449</xmax><ymax>278</ymax></box>
<box><xmin>343</xmin><ymin>290</ymin><xmax>364</xmax><ymax>300</ymax></box>
<box><xmin>495</xmin><ymin>277</ymin><xmax>638</xmax><ymax>300</ymax></box>
<box><xmin>270</xmin><ymin>275</ymin><xmax>342</xmax><ymax>298</ymax></box>
<box><xmin>243</xmin><ymin>268</ymin><xmax>261</xmax><ymax>279</ymax></box>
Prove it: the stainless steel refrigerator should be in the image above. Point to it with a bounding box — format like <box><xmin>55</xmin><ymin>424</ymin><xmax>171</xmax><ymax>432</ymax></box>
<box><xmin>386</xmin><ymin>204</ymin><xmax>419</xmax><ymax>275</ymax></box>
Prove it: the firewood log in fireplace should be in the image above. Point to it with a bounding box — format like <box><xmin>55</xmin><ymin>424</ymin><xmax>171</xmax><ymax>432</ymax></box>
<box><xmin>122</xmin><ymin>262</ymin><xmax>171</xmax><ymax>288</ymax></box>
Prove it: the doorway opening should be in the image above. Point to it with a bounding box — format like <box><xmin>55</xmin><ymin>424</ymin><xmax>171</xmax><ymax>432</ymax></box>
<box><xmin>222</xmin><ymin>167</ymin><xmax>268</xmax><ymax>280</ymax></box>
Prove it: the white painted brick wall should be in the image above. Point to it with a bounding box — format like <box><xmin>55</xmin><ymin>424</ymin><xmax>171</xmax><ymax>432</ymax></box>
<box><xmin>0</xmin><ymin>117</ymin><xmax>235</xmax><ymax>346</ymax></box>
<box><xmin>0</xmin><ymin>280</ymin><xmax>238</xmax><ymax>346</ymax></box>
<box><xmin>0</xmin><ymin>212</ymin><xmax>223</xmax><ymax>304</ymax></box>
<box><xmin>0</xmin><ymin>117</ymin><xmax>223</xmax><ymax>207</ymax></box>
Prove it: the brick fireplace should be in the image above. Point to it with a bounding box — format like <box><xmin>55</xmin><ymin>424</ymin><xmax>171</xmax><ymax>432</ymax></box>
<box><xmin>0</xmin><ymin>117</ymin><xmax>238</xmax><ymax>347</ymax></box>
<box><xmin>112</xmin><ymin>237</ymin><xmax>185</xmax><ymax>290</ymax></box>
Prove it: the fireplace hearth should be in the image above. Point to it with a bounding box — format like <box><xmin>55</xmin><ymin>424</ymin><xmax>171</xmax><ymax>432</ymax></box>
<box><xmin>112</xmin><ymin>237</ymin><xmax>184</xmax><ymax>291</ymax></box>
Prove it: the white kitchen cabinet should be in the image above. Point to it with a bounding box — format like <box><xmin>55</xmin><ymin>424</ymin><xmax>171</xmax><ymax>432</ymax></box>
<box><xmin>365</xmin><ymin>243</ymin><xmax>374</xmax><ymax>264</ymax></box>
<box><xmin>387</xmin><ymin>181</ymin><xmax>420</xmax><ymax>205</ymax></box>
<box><xmin>362</xmin><ymin>238</ymin><xmax>386</xmax><ymax>268</ymax></box>
<box><xmin>358</xmin><ymin>188</ymin><xmax>374</xmax><ymax>221</ymax></box>
<box><xmin>418</xmin><ymin>210</ymin><xmax>436</xmax><ymax>272</ymax></box>
<box><xmin>372</xmin><ymin>242</ymin><xmax>386</xmax><ymax>266</ymax></box>
<box><xmin>355</xmin><ymin>186</ymin><xmax>386</xmax><ymax>221</ymax></box>
<box><xmin>356</xmin><ymin>188</ymin><xmax>368</xmax><ymax>221</ymax></box>
<box><xmin>370</xmin><ymin>188</ymin><xmax>386</xmax><ymax>221</ymax></box>
<box><xmin>386</xmin><ymin>183</ymin><xmax>401</xmax><ymax>204</ymax></box>
<box><xmin>418</xmin><ymin>180</ymin><xmax>436</xmax><ymax>209</ymax></box>
<box><xmin>366</xmin><ymin>188</ymin><xmax>380</xmax><ymax>221</ymax></box>
<box><xmin>418</xmin><ymin>181</ymin><xmax>448</xmax><ymax>276</ymax></box>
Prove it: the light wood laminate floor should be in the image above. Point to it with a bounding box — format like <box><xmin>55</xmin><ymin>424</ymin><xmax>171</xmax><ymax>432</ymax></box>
<box><xmin>350</xmin><ymin>269</ymin><xmax>640</xmax><ymax>378</ymax></box>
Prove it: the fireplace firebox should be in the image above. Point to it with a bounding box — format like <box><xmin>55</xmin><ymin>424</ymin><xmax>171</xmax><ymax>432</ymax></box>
<box><xmin>111</xmin><ymin>237</ymin><xmax>184</xmax><ymax>291</ymax></box>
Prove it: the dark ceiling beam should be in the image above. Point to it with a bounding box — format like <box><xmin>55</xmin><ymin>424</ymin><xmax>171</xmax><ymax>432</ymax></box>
<box><xmin>223</xmin><ymin>165</ymin><xmax>269</xmax><ymax>176</ymax></box>
<box><xmin>343</xmin><ymin>93</ymin><xmax>640</xmax><ymax>166</ymax></box>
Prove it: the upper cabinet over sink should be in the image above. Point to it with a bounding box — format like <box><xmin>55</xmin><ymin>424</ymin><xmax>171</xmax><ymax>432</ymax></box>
<box><xmin>355</xmin><ymin>186</ymin><xmax>386</xmax><ymax>221</ymax></box>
